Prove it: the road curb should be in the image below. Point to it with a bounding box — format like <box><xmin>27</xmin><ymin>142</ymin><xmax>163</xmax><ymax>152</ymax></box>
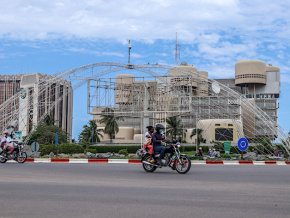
<box><xmin>23</xmin><ymin>158</ymin><xmax>290</xmax><ymax>165</ymax></box>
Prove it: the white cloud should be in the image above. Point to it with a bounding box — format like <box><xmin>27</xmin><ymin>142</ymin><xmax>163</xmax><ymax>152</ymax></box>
<box><xmin>131</xmin><ymin>53</ymin><xmax>146</xmax><ymax>58</ymax></box>
<box><xmin>0</xmin><ymin>0</ymin><xmax>288</xmax><ymax>43</ymax></box>
<box><xmin>1</xmin><ymin>0</ymin><xmax>290</xmax><ymax>81</ymax></box>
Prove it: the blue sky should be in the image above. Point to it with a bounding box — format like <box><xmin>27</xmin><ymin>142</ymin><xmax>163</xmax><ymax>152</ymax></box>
<box><xmin>0</xmin><ymin>0</ymin><xmax>290</xmax><ymax>139</ymax></box>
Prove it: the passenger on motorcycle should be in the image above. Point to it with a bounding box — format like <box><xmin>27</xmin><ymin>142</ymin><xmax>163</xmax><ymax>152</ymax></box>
<box><xmin>144</xmin><ymin>126</ymin><xmax>154</xmax><ymax>163</ymax></box>
<box><xmin>0</xmin><ymin>132</ymin><xmax>14</xmax><ymax>159</ymax></box>
<box><xmin>152</xmin><ymin>124</ymin><xmax>166</xmax><ymax>165</ymax></box>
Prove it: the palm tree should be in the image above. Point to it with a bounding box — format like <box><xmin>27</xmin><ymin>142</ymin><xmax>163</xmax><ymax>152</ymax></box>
<box><xmin>42</xmin><ymin>114</ymin><xmax>56</xmax><ymax>126</ymax></box>
<box><xmin>99</xmin><ymin>108</ymin><xmax>124</xmax><ymax>143</ymax></box>
<box><xmin>78</xmin><ymin>120</ymin><xmax>103</xmax><ymax>144</ymax></box>
<box><xmin>166</xmin><ymin>116</ymin><xmax>183</xmax><ymax>140</ymax></box>
<box><xmin>190</xmin><ymin>128</ymin><xmax>206</xmax><ymax>149</ymax></box>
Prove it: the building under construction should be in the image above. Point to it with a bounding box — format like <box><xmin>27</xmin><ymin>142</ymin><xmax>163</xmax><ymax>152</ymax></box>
<box><xmin>91</xmin><ymin>60</ymin><xmax>280</xmax><ymax>144</ymax></box>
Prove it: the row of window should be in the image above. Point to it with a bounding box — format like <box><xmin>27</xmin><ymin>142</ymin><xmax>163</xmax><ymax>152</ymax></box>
<box><xmin>235</xmin><ymin>74</ymin><xmax>266</xmax><ymax>79</ymax></box>
<box><xmin>246</xmin><ymin>94</ymin><xmax>279</xmax><ymax>99</ymax></box>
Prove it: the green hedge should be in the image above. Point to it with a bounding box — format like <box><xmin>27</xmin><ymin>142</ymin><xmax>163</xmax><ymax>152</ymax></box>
<box><xmin>84</xmin><ymin>148</ymin><xmax>98</xmax><ymax>154</ymax></box>
<box><xmin>181</xmin><ymin>146</ymin><xmax>210</xmax><ymax>153</ymax></box>
<box><xmin>39</xmin><ymin>143</ymin><xmax>84</xmax><ymax>155</ymax></box>
<box><xmin>91</xmin><ymin>146</ymin><xmax>141</xmax><ymax>153</ymax></box>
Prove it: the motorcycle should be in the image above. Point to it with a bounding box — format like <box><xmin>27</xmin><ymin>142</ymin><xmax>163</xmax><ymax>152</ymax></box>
<box><xmin>141</xmin><ymin>140</ymin><xmax>191</xmax><ymax>174</ymax></box>
<box><xmin>0</xmin><ymin>142</ymin><xmax>27</xmax><ymax>164</ymax></box>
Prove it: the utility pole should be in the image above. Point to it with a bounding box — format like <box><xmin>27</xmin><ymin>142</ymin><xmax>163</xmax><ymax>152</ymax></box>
<box><xmin>128</xmin><ymin>39</ymin><xmax>132</xmax><ymax>65</ymax></box>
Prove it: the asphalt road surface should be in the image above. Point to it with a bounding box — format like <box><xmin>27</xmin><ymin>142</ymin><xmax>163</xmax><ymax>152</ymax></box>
<box><xmin>0</xmin><ymin>163</ymin><xmax>289</xmax><ymax>218</ymax></box>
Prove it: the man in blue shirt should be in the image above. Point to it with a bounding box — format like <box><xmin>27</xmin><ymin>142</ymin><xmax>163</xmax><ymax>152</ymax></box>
<box><xmin>152</xmin><ymin>124</ymin><xmax>166</xmax><ymax>165</ymax></box>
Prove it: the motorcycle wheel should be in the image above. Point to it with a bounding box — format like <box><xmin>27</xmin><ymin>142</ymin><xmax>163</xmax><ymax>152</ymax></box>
<box><xmin>175</xmin><ymin>155</ymin><xmax>191</xmax><ymax>174</ymax></box>
<box><xmin>0</xmin><ymin>152</ymin><xmax>7</xmax><ymax>163</ymax></box>
<box><xmin>17</xmin><ymin>152</ymin><xmax>27</xmax><ymax>164</ymax></box>
<box><xmin>142</xmin><ymin>155</ymin><xmax>157</xmax><ymax>173</ymax></box>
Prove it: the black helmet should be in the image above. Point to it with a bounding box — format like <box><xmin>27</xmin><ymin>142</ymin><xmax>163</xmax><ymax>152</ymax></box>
<box><xmin>155</xmin><ymin>124</ymin><xmax>165</xmax><ymax>130</ymax></box>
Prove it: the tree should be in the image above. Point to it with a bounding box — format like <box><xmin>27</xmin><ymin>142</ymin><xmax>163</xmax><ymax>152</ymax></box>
<box><xmin>190</xmin><ymin>128</ymin><xmax>206</xmax><ymax>148</ymax></box>
<box><xmin>166</xmin><ymin>116</ymin><xmax>183</xmax><ymax>140</ymax></box>
<box><xmin>78</xmin><ymin>120</ymin><xmax>103</xmax><ymax>144</ymax></box>
<box><xmin>26</xmin><ymin>114</ymin><xmax>68</xmax><ymax>145</ymax></box>
<box><xmin>28</xmin><ymin>125</ymin><xmax>68</xmax><ymax>145</ymax></box>
<box><xmin>99</xmin><ymin>108</ymin><xmax>124</xmax><ymax>143</ymax></box>
<box><xmin>42</xmin><ymin>114</ymin><xmax>56</xmax><ymax>126</ymax></box>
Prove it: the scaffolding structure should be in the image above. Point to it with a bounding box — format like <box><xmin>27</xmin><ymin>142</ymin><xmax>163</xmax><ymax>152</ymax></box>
<box><xmin>0</xmin><ymin>62</ymin><xmax>288</xmax><ymax>155</ymax></box>
<box><xmin>88</xmin><ymin>75</ymin><xmax>242</xmax><ymax>131</ymax></box>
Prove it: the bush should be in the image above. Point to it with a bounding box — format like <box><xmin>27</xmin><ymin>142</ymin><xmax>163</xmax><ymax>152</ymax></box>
<box><xmin>84</xmin><ymin>148</ymin><xmax>98</xmax><ymax>154</ymax></box>
<box><xmin>93</xmin><ymin>146</ymin><xmax>141</xmax><ymax>153</ymax></box>
<box><xmin>39</xmin><ymin>143</ymin><xmax>84</xmax><ymax>155</ymax></box>
<box><xmin>118</xmin><ymin>149</ymin><xmax>128</xmax><ymax>156</ymax></box>
<box><xmin>79</xmin><ymin>142</ymin><xmax>90</xmax><ymax>149</ymax></box>
<box><xmin>40</xmin><ymin>144</ymin><xmax>56</xmax><ymax>155</ymax></box>
<box><xmin>59</xmin><ymin>143</ymin><xmax>84</xmax><ymax>154</ymax></box>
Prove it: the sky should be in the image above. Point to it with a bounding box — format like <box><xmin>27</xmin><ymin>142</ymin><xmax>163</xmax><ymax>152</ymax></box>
<box><xmin>0</xmin><ymin>0</ymin><xmax>290</xmax><ymax>140</ymax></box>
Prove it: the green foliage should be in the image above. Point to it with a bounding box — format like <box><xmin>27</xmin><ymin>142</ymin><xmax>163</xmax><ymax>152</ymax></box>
<box><xmin>99</xmin><ymin>108</ymin><xmax>124</xmax><ymax>143</ymax></box>
<box><xmin>166</xmin><ymin>116</ymin><xmax>183</xmax><ymax>140</ymax></box>
<box><xmin>84</xmin><ymin>148</ymin><xmax>98</xmax><ymax>154</ymax></box>
<box><xmin>58</xmin><ymin>143</ymin><xmax>84</xmax><ymax>154</ymax></box>
<box><xmin>118</xmin><ymin>149</ymin><xmax>129</xmax><ymax>156</ymax></box>
<box><xmin>40</xmin><ymin>144</ymin><xmax>56</xmax><ymax>155</ymax></box>
<box><xmin>250</xmin><ymin>138</ymin><xmax>274</xmax><ymax>154</ymax></box>
<box><xmin>78</xmin><ymin>120</ymin><xmax>103</xmax><ymax>144</ymax></box>
<box><xmin>28</xmin><ymin>124</ymin><xmax>68</xmax><ymax>145</ymax></box>
<box><xmin>190</xmin><ymin>129</ymin><xmax>206</xmax><ymax>147</ymax></box>
<box><xmin>39</xmin><ymin>143</ymin><xmax>84</xmax><ymax>155</ymax></box>
<box><xmin>42</xmin><ymin>114</ymin><xmax>56</xmax><ymax>126</ymax></box>
<box><xmin>213</xmin><ymin>141</ymin><xmax>224</xmax><ymax>151</ymax></box>
<box><xmin>90</xmin><ymin>146</ymin><xmax>141</xmax><ymax>153</ymax></box>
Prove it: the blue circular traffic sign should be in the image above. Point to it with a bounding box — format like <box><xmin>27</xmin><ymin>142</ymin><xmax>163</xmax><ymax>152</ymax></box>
<box><xmin>238</xmin><ymin>138</ymin><xmax>248</xmax><ymax>152</ymax></box>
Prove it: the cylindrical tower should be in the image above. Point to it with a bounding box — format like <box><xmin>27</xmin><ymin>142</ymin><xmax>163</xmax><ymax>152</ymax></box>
<box><xmin>168</xmin><ymin>62</ymin><xmax>198</xmax><ymax>87</ymax></box>
<box><xmin>235</xmin><ymin>60</ymin><xmax>266</xmax><ymax>85</ymax></box>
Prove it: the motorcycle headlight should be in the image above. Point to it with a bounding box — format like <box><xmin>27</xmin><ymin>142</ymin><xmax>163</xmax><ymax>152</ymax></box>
<box><xmin>177</xmin><ymin>144</ymin><xmax>181</xmax><ymax>148</ymax></box>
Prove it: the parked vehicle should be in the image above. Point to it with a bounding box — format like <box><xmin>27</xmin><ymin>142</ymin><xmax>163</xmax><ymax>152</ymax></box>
<box><xmin>0</xmin><ymin>142</ymin><xmax>27</xmax><ymax>163</ymax></box>
<box><xmin>141</xmin><ymin>140</ymin><xmax>191</xmax><ymax>174</ymax></box>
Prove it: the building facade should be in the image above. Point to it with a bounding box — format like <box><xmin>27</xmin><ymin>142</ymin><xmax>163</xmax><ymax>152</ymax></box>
<box><xmin>93</xmin><ymin>60</ymin><xmax>281</xmax><ymax>144</ymax></box>
<box><xmin>0</xmin><ymin>73</ymin><xmax>73</xmax><ymax>140</ymax></box>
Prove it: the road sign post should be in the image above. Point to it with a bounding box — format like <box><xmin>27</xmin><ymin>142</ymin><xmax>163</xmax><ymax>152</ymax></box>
<box><xmin>238</xmin><ymin>138</ymin><xmax>249</xmax><ymax>160</ymax></box>
<box><xmin>55</xmin><ymin>132</ymin><xmax>58</xmax><ymax>158</ymax></box>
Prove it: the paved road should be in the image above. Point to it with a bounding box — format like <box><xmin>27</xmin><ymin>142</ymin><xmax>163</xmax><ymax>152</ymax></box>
<box><xmin>0</xmin><ymin>163</ymin><xmax>289</xmax><ymax>218</ymax></box>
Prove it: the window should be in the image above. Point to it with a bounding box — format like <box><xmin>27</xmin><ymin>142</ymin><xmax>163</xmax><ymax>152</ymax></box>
<box><xmin>215</xmin><ymin>128</ymin><xmax>234</xmax><ymax>141</ymax></box>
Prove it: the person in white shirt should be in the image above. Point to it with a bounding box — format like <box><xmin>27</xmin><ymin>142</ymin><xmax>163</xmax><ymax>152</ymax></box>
<box><xmin>0</xmin><ymin>132</ymin><xmax>14</xmax><ymax>159</ymax></box>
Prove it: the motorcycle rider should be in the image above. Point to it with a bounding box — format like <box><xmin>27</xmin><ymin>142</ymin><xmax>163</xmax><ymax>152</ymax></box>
<box><xmin>152</xmin><ymin>124</ymin><xmax>166</xmax><ymax>165</ymax></box>
<box><xmin>0</xmin><ymin>132</ymin><xmax>14</xmax><ymax>159</ymax></box>
<box><xmin>144</xmin><ymin>126</ymin><xmax>154</xmax><ymax>163</ymax></box>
